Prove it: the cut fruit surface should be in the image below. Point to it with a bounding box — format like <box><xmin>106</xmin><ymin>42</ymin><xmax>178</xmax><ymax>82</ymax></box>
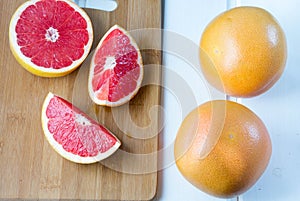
<box><xmin>88</xmin><ymin>25</ymin><xmax>143</xmax><ymax>107</ymax></box>
<box><xmin>9</xmin><ymin>0</ymin><xmax>93</xmax><ymax>77</ymax></box>
<box><xmin>41</xmin><ymin>92</ymin><xmax>121</xmax><ymax>164</ymax></box>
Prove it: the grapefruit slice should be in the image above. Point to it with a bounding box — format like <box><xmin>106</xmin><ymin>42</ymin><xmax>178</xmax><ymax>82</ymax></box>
<box><xmin>88</xmin><ymin>25</ymin><xmax>143</xmax><ymax>107</ymax></box>
<box><xmin>41</xmin><ymin>92</ymin><xmax>121</xmax><ymax>164</ymax></box>
<box><xmin>9</xmin><ymin>0</ymin><xmax>93</xmax><ymax>77</ymax></box>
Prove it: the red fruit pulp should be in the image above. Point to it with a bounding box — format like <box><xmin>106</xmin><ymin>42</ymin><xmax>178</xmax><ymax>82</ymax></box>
<box><xmin>91</xmin><ymin>28</ymin><xmax>141</xmax><ymax>102</ymax></box>
<box><xmin>15</xmin><ymin>0</ymin><xmax>89</xmax><ymax>68</ymax></box>
<box><xmin>46</xmin><ymin>95</ymin><xmax>118</xmax><ymax>157</ymax></box>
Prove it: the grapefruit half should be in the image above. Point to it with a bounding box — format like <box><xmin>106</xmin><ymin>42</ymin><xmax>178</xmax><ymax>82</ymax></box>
<box><xmin>9</xmin><ymin>0</ymin><xmax>93</xmax><ymax>77</ymax></box>
<box><xmin>88</xmin><ymin>25</ymin><xmax>143</xmax><ymax>107</ymax></box>
<box><xmin>41</xmin><ymin>92</ymin><xmax>121</xmax><ymax>164</ymax></box>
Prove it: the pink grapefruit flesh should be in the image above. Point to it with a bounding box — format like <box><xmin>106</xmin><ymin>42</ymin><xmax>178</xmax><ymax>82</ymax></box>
<box><xmin>41</xmin><ymin>92</ymin><xmax>121</xmax><ymax>164</ymax></box>
<box><xmin>88</xmin><ymin>25</ymin><xmax>143</xmax><ymax>107</ymax></box>
<box><xmin>9</xmin><ymin>0</ymin><xmax>93</xmax><ymax>77</ymax></box>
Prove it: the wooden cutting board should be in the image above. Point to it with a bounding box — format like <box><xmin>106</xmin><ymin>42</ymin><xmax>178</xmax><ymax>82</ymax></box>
<box><xmin>0</xmin><ymin>0</ymin><xmax>162</xmax><ymax>200</ymax></box>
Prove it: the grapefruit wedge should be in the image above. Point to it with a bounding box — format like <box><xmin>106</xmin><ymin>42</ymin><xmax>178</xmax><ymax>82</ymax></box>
<box><xmin>41</xmin><ymin>92</ymin><xmax>121</xmax><ymax>164</ymax></box>
<box><xmin>9</xmin><ymin>0</ymin><xmax>93</xmax><ymax>77</ymax></box>
<box><xmin>88</xmin><ymin>25</ymin><xmax>143</xmax><ymax>107</ymax></box>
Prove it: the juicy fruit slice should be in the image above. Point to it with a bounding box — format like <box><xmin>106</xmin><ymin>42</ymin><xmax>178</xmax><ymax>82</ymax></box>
<box><xmin>41</xmin><ymin>92</ymin><xmax>121</xmax><ymax>164</ymax></box>
<box><xmin>88</xmin><ymin>25</ymin><xmax>143</xmax><ymax>107</ymax></box>
<box><xmin>174</xmin><ymin>100</ymin><xmax>272</xmax><ymax>198</ymax></box>
<box><xmin>9</xmin><ymin>0</ymin><xmax>93</xmax><ymax>77</ymax></box>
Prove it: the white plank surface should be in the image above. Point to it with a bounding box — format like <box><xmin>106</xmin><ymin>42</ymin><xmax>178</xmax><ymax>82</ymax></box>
<box><xmin>159</xmin><ymin>0</ymin><xmax>300</xmax><ymax>200</ymax></box>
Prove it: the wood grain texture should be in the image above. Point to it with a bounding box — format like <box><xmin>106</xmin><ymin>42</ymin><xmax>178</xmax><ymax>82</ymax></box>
<box><xmin>0</xmin><ymin>0</ymin><xmax>162</xmax><ymax>200</ymax></box>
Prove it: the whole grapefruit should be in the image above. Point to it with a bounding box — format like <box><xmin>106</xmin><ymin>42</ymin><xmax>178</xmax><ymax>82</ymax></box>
<box><xmin>174</xmin><ymin>100</ymin><xmax>272</xmax><ymax>198</ymax></box>
<box><xmin>199</xmin><ymin>6</ymin><xmax>287</xmax><ymax>97</ymax></box>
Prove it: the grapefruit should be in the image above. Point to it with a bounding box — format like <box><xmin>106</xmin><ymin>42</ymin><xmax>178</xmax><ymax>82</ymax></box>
<box><xmin>174</xmin><ymin>100</ymin><xmax>272</xmax><ymax>198</ymax></box>
<box><xmin>199</xmin><ymin>6</ymin><xmax>287</xmax><ymax>97</ymax></box>
<box><xmin>9</xmin><ymin>0</ymin><xmax>93</xmax><ymax>77</ymax></box>
<box><xmin>41</xmin><ymin>92</ymin><xmax>121</xmax><ymax>164</ymax></box>
<box><xmin>88</xmin><ymin>25</ymin><xmax>143</xmax><ymax>107</ymax></box>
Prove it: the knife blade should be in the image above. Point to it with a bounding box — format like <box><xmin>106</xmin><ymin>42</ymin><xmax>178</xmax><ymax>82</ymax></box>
<box><xmin>72</xmin><ymin>0</ymin><xmax>118</xmax><ymax>12</ymax></box>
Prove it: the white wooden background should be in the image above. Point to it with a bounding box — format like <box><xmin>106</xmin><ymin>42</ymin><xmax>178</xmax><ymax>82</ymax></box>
<box><xmin>158</xmin><ymin>0</ymin><xmax>300</xmax><ymax>200</ymax></box>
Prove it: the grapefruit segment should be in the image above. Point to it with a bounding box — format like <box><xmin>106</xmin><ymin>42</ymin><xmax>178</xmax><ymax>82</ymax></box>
<box><xmin>88</xmin><ymin>25</ymin><xmax>143</xmax><ymax>107</ymax></box>
<box><xmin>41</xmin><ymin>92</ymin><xmax>121</xmax><ymax>164</ymax></box>
<box><xmin>9</xmin><ymin>0</ymin><xmax>93</xmax><ymax>77</ymax></box>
